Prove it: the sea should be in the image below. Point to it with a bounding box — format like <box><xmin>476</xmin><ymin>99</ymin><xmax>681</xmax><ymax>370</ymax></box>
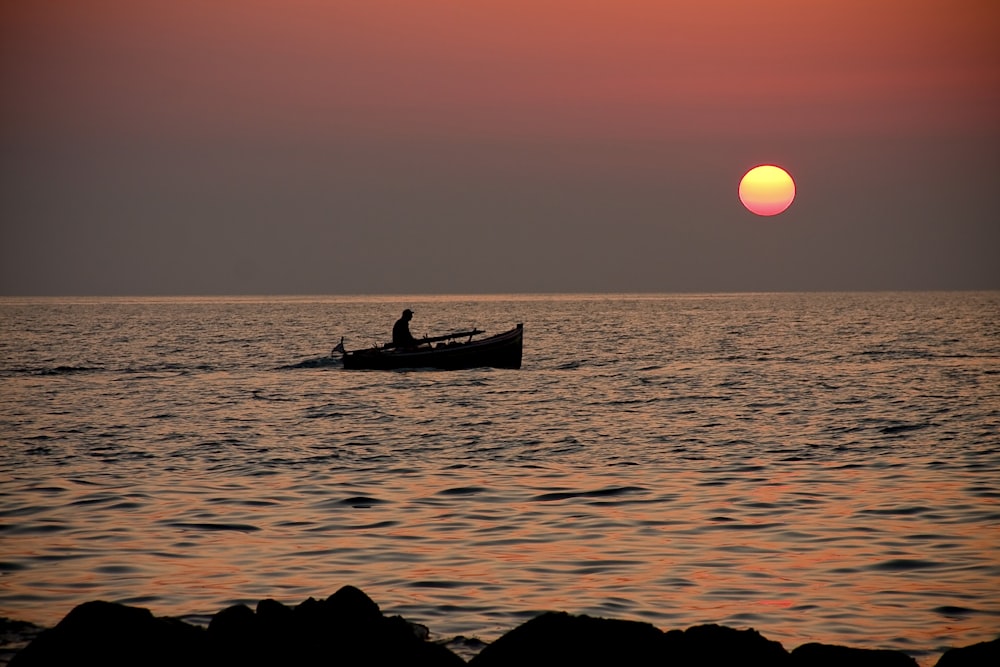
<box><xmin>1</xmin><ymin>292</ymin><xmax>998</xmax><ymax>664</ymax></box>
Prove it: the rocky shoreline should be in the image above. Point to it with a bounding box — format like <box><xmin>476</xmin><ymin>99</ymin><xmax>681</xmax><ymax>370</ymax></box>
<box><xmin>4</xmin><ymin>585</ymin><xmax>997</xmax><ymax>666</ymax></box>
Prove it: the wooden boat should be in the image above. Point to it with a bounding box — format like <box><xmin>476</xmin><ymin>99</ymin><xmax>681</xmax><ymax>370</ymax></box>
<box><xmin>341</xmin><ymin>323</ymin><xmax>523</xmax><ymax>370</ymax></box>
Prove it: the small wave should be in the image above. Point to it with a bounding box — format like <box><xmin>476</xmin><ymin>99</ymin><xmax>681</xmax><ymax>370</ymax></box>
<box><xmin>115</xmin><ymin>363</ymin><xmax>217</xmax><ymax>378</ymax></box>
<box><xmin>4</xmin><ymin>523</ymin><xmax>73</xmax><ymax>536</ymax></box>
<box><xmin>966</xmin><ymin>485</ymin><xmax>1000</xmax><ymax>500</ymax></box>
<box><xmin>870</xmin><ymin>558</ymin><xmax>945</xmax><ymax>571</ymax></box>
<box><xmin>68</xmin><ymin>495</ymin><xmax>121</xmax><ymax>508</ymax></box>
<box><xmin>707</xmin><ymin>521</ymin><xmax>785</xmax><ymax>531</ymax></box>
<box><xmin>28</xmin><ymin>365</ymin><xmax>104</xmax><ymax>376</ymax></box>
<box><xmin>859</xmin><ymin>506</ymin><xmax>933</xmax><ymax>516</ymax></box>
<box><xmin>856</xmin><ymin>348</ymin><xmax>938</xmax><ymax>360</ymax></box>
<box><xmin>0</xmin><ymin>561</ymin><xmax>27</xmax><ymax>573</ymax></box>
<box><xmin>408</xmin><ymin>580</ymin><xmax>467</xmax><ymax>589</ymax></box>
<box><xmin>879</xmin><ymin>422</ymin><xmax>934</xmax><ymax>435</ymax></box>
<box><xmin>438</xmin><ymin>486</ymin><xmax>487</xmax><ymax>496</ymax></box>
<box><xmin>94</xmin><ymin>565</ymin><xmax>141</xmax><ymax>575</ymax></box>
<box><xmin>531</xmin><ymin>485</ymin><xmax>647</xmax><ymax>502</ymax></box>
<box><xmin>166</xmin><ymin>522</ymin><xmax>261</xmax><ymax>532</ymax></box>
<box><xmin>932</xmin><ymin>606</ymin><xmax>979</xmax><ymax>617</ymax></box>
<box><xmin>340</xmin><ymin>496</ymin><xmax>386</xmax><ymax>507</ymax></box>
<box><xmin>569</xmin><ymin>559</ymin><xmax>640</xmax><ymax>575</ymax></box>
<box><xmin>346</xmin><ymin>520</ymin><xmax>398</xmax><ymax>530</ymax></box>
<box><xmin>250</xmin><ymin>390</ymin><xmax>295</xmax><ymax>402</ymax></box>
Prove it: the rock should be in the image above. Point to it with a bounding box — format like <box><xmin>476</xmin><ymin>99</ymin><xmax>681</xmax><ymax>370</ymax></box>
<box><xmin>10</xmin><ymin>589</ymin><xmax>995</xmax><ymax>667</ymax></box>
<box><xmin>203</xmin><ymin>585</ymin><xmax>464</xmax><ymax>666</ymax></box>
<box><xmin>933</xmin><ymin>635</ymin><xmax>1000</xmax><ymax>667</ymax></box>
<box><xmin>11</xmin><ymin>587</ymin><xmax>464</xmax><ymax>667</ymax></box>
<box><xmin>791</xmin><ymin>642</ymin><xmax>919</xmax><ymax>666</ymax></box>
<box><xmin>326</xmin><ymin>583</ymin><xmax>383</xmax><ymax>622</ymax></box>
<box><xmin>469</xmin><ymin>611</ymin><xmax>666</xmax><ymax>666</ymax></box>
<box><xmin>470</xmin><ymin>615</ymin><xmax>793</xmax><ymax>666</ymax></box>
<box><xmin>661</xmin><ymin>624</ymin><xmax>792</xmax><ymax>665</ymax></box>
<box><xmin>208</xmin><ymin>603</ymin><xmax>257</xmax><ymax>638</ymax></box>
<box><xmin>9</xmin><ymin>600</ymin><xmax>205</xmax><ymax>667</ymax></box>
<box><xmin>205</xmin><ymin>603</ymin><xmax>260</xmax><ymax>663</ymax></box>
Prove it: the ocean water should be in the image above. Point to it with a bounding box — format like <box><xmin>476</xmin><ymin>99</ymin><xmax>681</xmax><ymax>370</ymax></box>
<box><xmin>1</xmin><ymin>292</ymin><xmax>998</xmax><ymax>664</ymax></box>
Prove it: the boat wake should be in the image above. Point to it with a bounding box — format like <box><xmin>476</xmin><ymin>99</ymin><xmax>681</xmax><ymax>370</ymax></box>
<box><xmin>276</xmin><ymin>356</ymin><xmax>343</xmax><ymax>370</ymax></box>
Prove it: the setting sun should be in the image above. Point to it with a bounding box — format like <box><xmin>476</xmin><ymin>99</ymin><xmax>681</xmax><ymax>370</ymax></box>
<box><xmin>739</xmin><ymin>165</ymin><xmax>796</xmax><ymax>216</ymax></box>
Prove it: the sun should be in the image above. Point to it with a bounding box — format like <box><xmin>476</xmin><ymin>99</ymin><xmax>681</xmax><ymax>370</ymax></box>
<box><xmin>739</xmin><ymin>165</ymin><xmax>795</xmax><ymax>216</ymax></box>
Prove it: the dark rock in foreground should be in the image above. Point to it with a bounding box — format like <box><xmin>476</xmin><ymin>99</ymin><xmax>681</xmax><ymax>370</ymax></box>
<box><xmin>8</xmin><ymin>585</ymin><xmax>997</xmax><ymax>666</ymax></box>
<box><xmin>9</xmin><ymin>600</ymin><xmax>205</xmax><ymax>667</ymax></box>
<box><xmin>10</xmin><ymin>585</ymin><xmax>462</xmax><ymax>667</ymax></box>
<box><xmin>468</xmin><ymin>611</ymin><xmax>666</xmax><ymax>666</ymax></box>
<box><xmin>469</xmin><ymin>613</ymin><xmax>791</xmax><ymax>666</ymax></box>
<box><xmin>204</xmin><ymin>585</ymin><xmax>462</xmax><ymax>666</ymax></box>
<box><xmin>933</xmin><ymin>635</ymin><xmax>1000</xmax><ymax>667</ymax></box>
<box><xmin>662</xmin><ymin>623</ymin><xmax>791</xmax><ymax>665</ymax></box>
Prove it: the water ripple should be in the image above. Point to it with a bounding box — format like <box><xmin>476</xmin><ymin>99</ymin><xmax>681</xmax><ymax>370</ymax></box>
<box><xmin>1</xmin><ymin>293</ymin><xmax>998</xmax><ymax>666</ymax></box>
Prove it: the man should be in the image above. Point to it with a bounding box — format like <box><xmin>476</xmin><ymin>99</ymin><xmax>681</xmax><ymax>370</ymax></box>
<box><xmin>392</xmin><ymin>309</ymin><xmax>418</xmax><ymax>348</ymax></box>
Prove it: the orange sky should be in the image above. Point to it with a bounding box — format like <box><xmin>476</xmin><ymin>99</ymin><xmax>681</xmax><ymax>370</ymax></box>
<box><xmin>1</xmin><ymin>0</ymin><xmax>998</xmax><ymax>294</ymax></box>
<box><xmin>4</xmin><ymin>0</ymin><xmax>997</xmax><ymax>141</ymax></box>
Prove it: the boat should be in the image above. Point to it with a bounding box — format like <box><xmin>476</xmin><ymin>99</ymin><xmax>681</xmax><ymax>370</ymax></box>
<box><xmin>341</xmin><ymin>323</ymin><xmax>523</xmax><ymax>370</ymax></box>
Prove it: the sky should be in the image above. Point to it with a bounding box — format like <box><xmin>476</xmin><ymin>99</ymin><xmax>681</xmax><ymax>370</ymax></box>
<box><xmin>1</xmin><ymin>0</ymin><xmax>998</xmax><ymax>295</ymax></box>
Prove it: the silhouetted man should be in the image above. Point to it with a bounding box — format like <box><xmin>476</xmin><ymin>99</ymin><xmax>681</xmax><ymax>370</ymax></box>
<box><xmin>392</xmin><ymin>309</ymin><xmax>417</xmax><ymax>348</ymax></box>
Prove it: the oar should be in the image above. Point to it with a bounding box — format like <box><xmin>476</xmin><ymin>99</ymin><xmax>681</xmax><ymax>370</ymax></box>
<box><xmin>383</xmin><ymin>328</ymin><xmax>485</xmax><ymax>349</ymax></box>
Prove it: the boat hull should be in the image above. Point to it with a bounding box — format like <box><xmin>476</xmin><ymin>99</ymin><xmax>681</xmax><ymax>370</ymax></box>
<box><xmin>342</xmin><ymin>324</ymin><xmax>523</xmax><ymax>370</ymax></box>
